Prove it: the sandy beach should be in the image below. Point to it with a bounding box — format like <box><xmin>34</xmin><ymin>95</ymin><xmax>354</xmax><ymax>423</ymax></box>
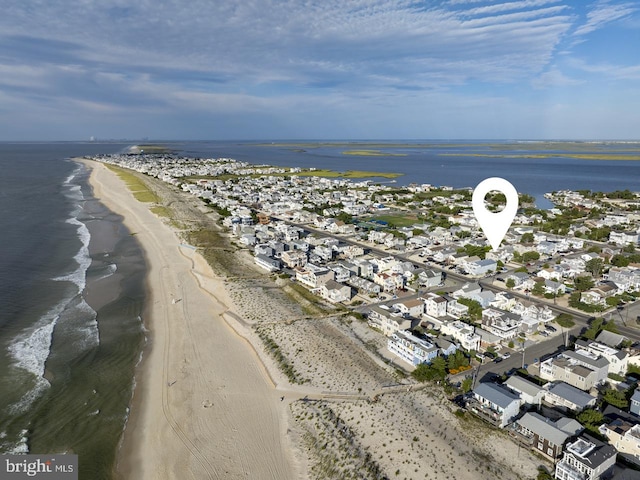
<box><xmin>79</xmin><ymin>159</ymin><xmax>300</xmax><ymax>480</ymax></box>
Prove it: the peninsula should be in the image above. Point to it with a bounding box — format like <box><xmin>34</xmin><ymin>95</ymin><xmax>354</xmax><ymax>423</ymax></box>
<box><xmin>81</xmin><ymin>151</ymin><xmax>640</xmax><ymax>480</ymax></box>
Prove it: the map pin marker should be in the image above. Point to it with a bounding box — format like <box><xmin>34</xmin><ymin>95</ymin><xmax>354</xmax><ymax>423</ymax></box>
<box><xmin>472</xmin><ymin>177</ymin><xmax>518</xmax><ymax>251</ymax></box>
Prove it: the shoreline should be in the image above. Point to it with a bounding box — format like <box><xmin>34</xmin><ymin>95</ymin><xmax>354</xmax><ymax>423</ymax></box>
<box><xmin>76</xmin><ymin>158</ymin><xmax>300</xmax><ymax>479</ymax></box>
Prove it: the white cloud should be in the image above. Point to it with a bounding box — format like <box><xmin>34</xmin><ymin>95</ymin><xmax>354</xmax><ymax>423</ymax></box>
<box><xmin>573</xmin><ymin>0</ymin><xmax>636</xmax><ymax>36</ymax></box>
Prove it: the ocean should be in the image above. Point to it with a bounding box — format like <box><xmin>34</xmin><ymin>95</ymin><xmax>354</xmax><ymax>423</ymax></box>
<box><xmin>0</xmin><ymin>140</ymin><xmax>638</xmax><ymax>479</ymax></box>
<box><xmin>0</xmin><ymin>143</ymin><xmax>145</xmax><ymax>479</ymax></box>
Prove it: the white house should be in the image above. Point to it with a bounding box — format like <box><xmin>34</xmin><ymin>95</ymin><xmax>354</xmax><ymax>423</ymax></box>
<box><xmin>555</xmin><ymin>436</ymin><xmax>617</xmax><ymax>480</ymax></box>
<box><xmin>440</xmin><ymin>320</ymin><xmax>481</xmax><ymax>351</ymax></box>
<box><xmin>388</xmin><ymin>330</ymin><xmax>439</xmax><ymax>367</ymax></box>
<box><xmin>422</xmin><ymin>293</ymin><xmax>448</xmax><ymax>318</ymax></box>
<box><xmin>468</xmin><ymin>382</ymin><xmax>521</xmax><ymax>428</ymax></box>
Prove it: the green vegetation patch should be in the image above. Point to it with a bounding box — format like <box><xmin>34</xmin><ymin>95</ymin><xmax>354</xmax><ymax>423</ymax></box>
<box><xmin>106</xmin><ymin>165</ymin><xmax>160</xmax><ymax>203</ymax></box>
<box><xmin>132</xmin><ymin>144</ymin><xmax>173</xmax><ymax>153</ymax></box>
<box><xmin>150</xmin><ymin>206</ymin><xmax>171</xmax><ymax>218</ymax></box>
<box><xmin>341</xmin><ymin>149</ymin><xmax>407</xmax><ymax>157</ymax></box>
<box><xmin>362</xmin><ymin>214</ymin><xmax>420</xmax><ymax>228</ymax></box>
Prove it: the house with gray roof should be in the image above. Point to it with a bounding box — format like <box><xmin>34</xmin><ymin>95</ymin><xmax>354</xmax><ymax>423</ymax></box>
<box><xmin>630</xmin><ymin>389</ymin><xmax>640</xmax><ymax>417</ymax></box>
<box><xmin>544</xmin><ymin>382</ymin><xmax>598</xmax><ymax>413</ymax></box>
<box><xmin>595</xmin><ymin>330</ymin><xmax>628</xmax><ymax>349</ymax></box>
<box><xmin>555</xmin><ymin>435</ymin><xmax>617</xmax><ymax>480</ymax></box>
<box><xmin>468</xmin><ymin>382</ymin><xmax>521</xmax><ymax>428</ymax></box>
<box><xmin>513</xmin><ymin>412</ymin><xmax>583</xmax><ymax>459</ymax></box>
<box><xmin>504</xmin><ymin>376</ymin><xmax>546</xmax><ymax>407</ymax></box>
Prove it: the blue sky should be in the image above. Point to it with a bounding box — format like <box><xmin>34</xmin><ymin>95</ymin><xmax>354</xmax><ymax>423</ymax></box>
<box><xmin>1</xmin><ymin>0</ymin><xmax>638</xmax><ymax>140</ymax></box>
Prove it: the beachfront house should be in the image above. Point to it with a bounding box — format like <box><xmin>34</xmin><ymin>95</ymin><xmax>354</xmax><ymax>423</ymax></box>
<box><xmin>468</xmin><ymin>382</ymin><xmax>521</xmax><ymax>428</ymax></box>
<box><xmin>317</xmin><ymin>280</ymin><xmax>352</xmax><ymax>304</ymax></box>
<box><xmin>504</xmin><ymin>376</ymin><xmax>546</xmax><ymax>407</ymax></box>
<box><xmin>599</xmin><ymin>416</ymin><xmax>640</xmax><ymax>466</ymax></box>
<box><xmin>544</xmin><ymin>382</ymin><xmax>597</xmax><ymax>413</ymax></box>
<box><xmin>512</xmin><ymin>412</ymin><xmax>583</xmax><ymax>460</ymax></box>
<box><xmin>388</xmin><ymin>330</ymin><xmax>438</xmax><ymax>367</ymax></box>
<box><xmin>555</xmin><ymin>435</ymin><xmax>617</xmax><ymax>480</ymax></box>
<box><xmin>367</xmin><ymin>306</ymin><xmax>413</xmax><ymax>336</ymax></box>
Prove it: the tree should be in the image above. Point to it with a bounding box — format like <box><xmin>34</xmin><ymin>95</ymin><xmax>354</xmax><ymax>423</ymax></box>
<box><xmin>603</xmin><ymin>388</ymin><xmax>629</xmax><ymax>409</ymax></box>
<box><xmin>577</xmin><ymin>409</ymin><xmax>605</xmax><ymax>436</ymax></box>
<box><xmin>522</xmin><ymin>251</ymin><xmax>540</xmax><ymax>263</ymax></box>
<box><xmin>532</xmin><ymin>281</ymin><xmax>545</xmax><ymax>296</ymax></box>
<box><xmin>431</xmin><ymin>356</ymin><xmax>447</xmax><ymax>380</ymax></box>
<box><xmin>585</xmin><ymin>258</ymin><xmax>604</xmax><ymax>279</ymax></box>
<box><xmin>582</xmin><ymin>317</ymin><xmax>605</xmax><ymax>340</ymax></box>
<box><xmin>506</xmin><ymin>278</ymin><xmax>516</xmax><ymax>289</ymax></box>
<box><xmin>611</xmin><ymin>255</ymin><xmax>631</xmax><ymax>267</ymax></box>
<box><xmin>521</xmin><ymin>232</ymin><xmax>534</xmax><ymax>243</ymax></box>
<box><xmin>447</xmin><ymin>350</ymin><xmax>469</xmax><ymax>371</ymax></box>
<box><xmin>555</xmin><ymin>313</ymin><xmax>575</xmax><ymax>328</ymax></box>
<box><xmin>461</xmin><ymin>377</ymin><xmax>473</xmax><ymax>394</ymax></box>
<box><xmin>457</xmin><ymin>298</ymin><xmax>483</xmax><ymax>321</ymax></box>
<box><xmin>574</xmin><ymin>275</ymin><xmax>595</xmax><ymax>292</ymax></box>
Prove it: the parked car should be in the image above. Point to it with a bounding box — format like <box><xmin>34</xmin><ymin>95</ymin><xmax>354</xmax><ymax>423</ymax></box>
<box><xmin>493</xmin><ymin>357</ymin><xmax>503</xmax><ymax>363</ymax></box>
<box><xmin>546</xmin><ymin>325</ymin><xmax>557</xmax><ymax>332</ymax></box>
<box><xmin>503</xmin><ymin>352</ymin><xmax>511</xmax><ymax>359</ymax></box>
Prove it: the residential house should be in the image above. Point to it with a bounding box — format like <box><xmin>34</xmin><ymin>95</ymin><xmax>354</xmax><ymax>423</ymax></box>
<box><xmin>468</xmin><ymin>382</ymin><xmax>521</xmax><ymax>428</ymax></box>
<box><xmin>609</xmin><ymin>230</ymin><xmax>639</xmax><ymax>246</ymax></box>
<box><xmin>452</xmin><ymin>282</ymin><xmax>482</xmax><ymax>300</ymax></box>
<box><xmin>539</xmin><ymin>350</ymin><xmax>609</xmax><ymax>391</ymax></box>
<box><xmin>507</xmin><ymin>272</ymin><xmax>531</xmax><ymax>287</ymax></box>
<box><xmin>295</xmin><ymin>264</ymin><xmax>335</xmax><ymax>289</ymax></box>
<box><xmin>417</xmin><ymin>269</ymin><xmax>442</xmax><ymax>288</ymax></box>
<box><xmin>330</xmin><ymin>264</ymin><xmax>352</xmax><ymax>283</ymax></box>
<box><xmin>318</xmin><ymin>280</ymin><xmax>352</xmax><ymax>303</ymax></box>
<box><xmin>254</xmin><ymin>254</ymin><xmax>281</xmax><ymax>272</ymax></box>
<box><xmin>367</xmin><ymin>306</ymin><xmax>413</xmax><ymax>336</ymax></box>
<box><xmin>446</xmin><ymin>299</ymin><xmax>469</xmax><ymax>318</ymax></box>
<box><xmin>544</xmin><ymin>382</ymin><xmax>598</xmax><ymax>412</ymax></box>
<box><xmin>281</xmin><ymin>249</ymin><xmax>308</xmax><ymax>268</ymax></box>
<box><xmin>373</xmin><ymin>271</ymin><xmax>405</xmax><ymax>292</ymax></box>
<box><xmin>554</xmin><ymin>435</ymin><xmax>617</xmax><ymax>480</ymax></box>
<box><xmin>575</xmin><ymin>340</ymin><xmax>628</xmax><ymax>376</ymax></box>
<box><xmin>423</xmin><ymin>293</ymin><xmax>448</xmax><ymax>318</ymax></box>
<box><xmin>599</xmin><ymin>417</ymin><xmax>640</xmax><ymax>466</ymax></box>
<box><xmin>346</xmin><ymin>276</ymin><xmax>381</xmax><ymax>295</ymax></box>
<box><xmin>433</xmin><ymin>336</ymin><xmax>457</xmax><ymax>357</ymax></box>
<box><xmin>481</xmin><ymin>308</ymin><xmax>521</xmax><ymax>340</ymax></box>
<box><xmin>513</xmin><ymin>412</ymin><xmax>582</xmax><ymax>460</ymax></box>
<box><xmin>504</xmin><ymin>376</ymin><xmax>546</xmax><ymax>407</ymax></box>
<box><xmin>465</xmin><ymin>258</ymin><xmax>498</xmax><ymax>276</ymax></box>
<box><xmin>392</xmin><ymin>298</ymin><xmax>425</xmax><ymax>318</ymax></box>
<box><xmin>606</xmin><ymin>267</ymin><xmax>640</xmax><ymax>292</ymax></box>
<box><xmin>388</xmin><ymin>330</ymin><xmax>439</xmax><ymax>367</ymax></box>
<box><xmin>630</xmin><ymin>390</ymin><xmax>640</xmax><ymax>417</ymax></box>
<box><xmin>596</xmin><ymin>330</ymin><xmax>628</xmax><ymax>349</ymax></box>
<box><xmin>581</xmin><ymin>283</ymin><xmax>619</xmax><ymax>306</ymax></box>
<box><xmin>440</xmin><ymin>321</ymin><xmax>481</xmax><ymax>351</ymax></box>
<box><xmin>490</xmin><ymin>292</ymin><xmax>517</xmax><ymax>311</ymax></box>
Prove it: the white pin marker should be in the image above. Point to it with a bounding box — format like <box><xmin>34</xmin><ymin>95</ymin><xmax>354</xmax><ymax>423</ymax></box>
<box><xmin>472</xmin><ymin>177</ymin><xmax>518</xmax><ymax>251</ymax></box>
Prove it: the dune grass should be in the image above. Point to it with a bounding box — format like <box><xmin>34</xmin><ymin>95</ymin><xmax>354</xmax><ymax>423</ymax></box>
<box><xmin>106</xmin><ymin>165</ymin><xmax>160</xmax><ymax>203</ymax></box>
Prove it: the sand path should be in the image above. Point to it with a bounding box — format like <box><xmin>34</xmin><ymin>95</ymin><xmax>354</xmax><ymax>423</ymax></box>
<box><xmin>81</xmin><ymin>160</ymin><xmax>299</xmax><ymax>480</ymax></box>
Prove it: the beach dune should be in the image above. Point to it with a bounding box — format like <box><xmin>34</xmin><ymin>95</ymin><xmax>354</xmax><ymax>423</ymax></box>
<box><xmin>80</xmin><ymin>160</ymin><xmax>299</xmax><ymax>480</ymax></box>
